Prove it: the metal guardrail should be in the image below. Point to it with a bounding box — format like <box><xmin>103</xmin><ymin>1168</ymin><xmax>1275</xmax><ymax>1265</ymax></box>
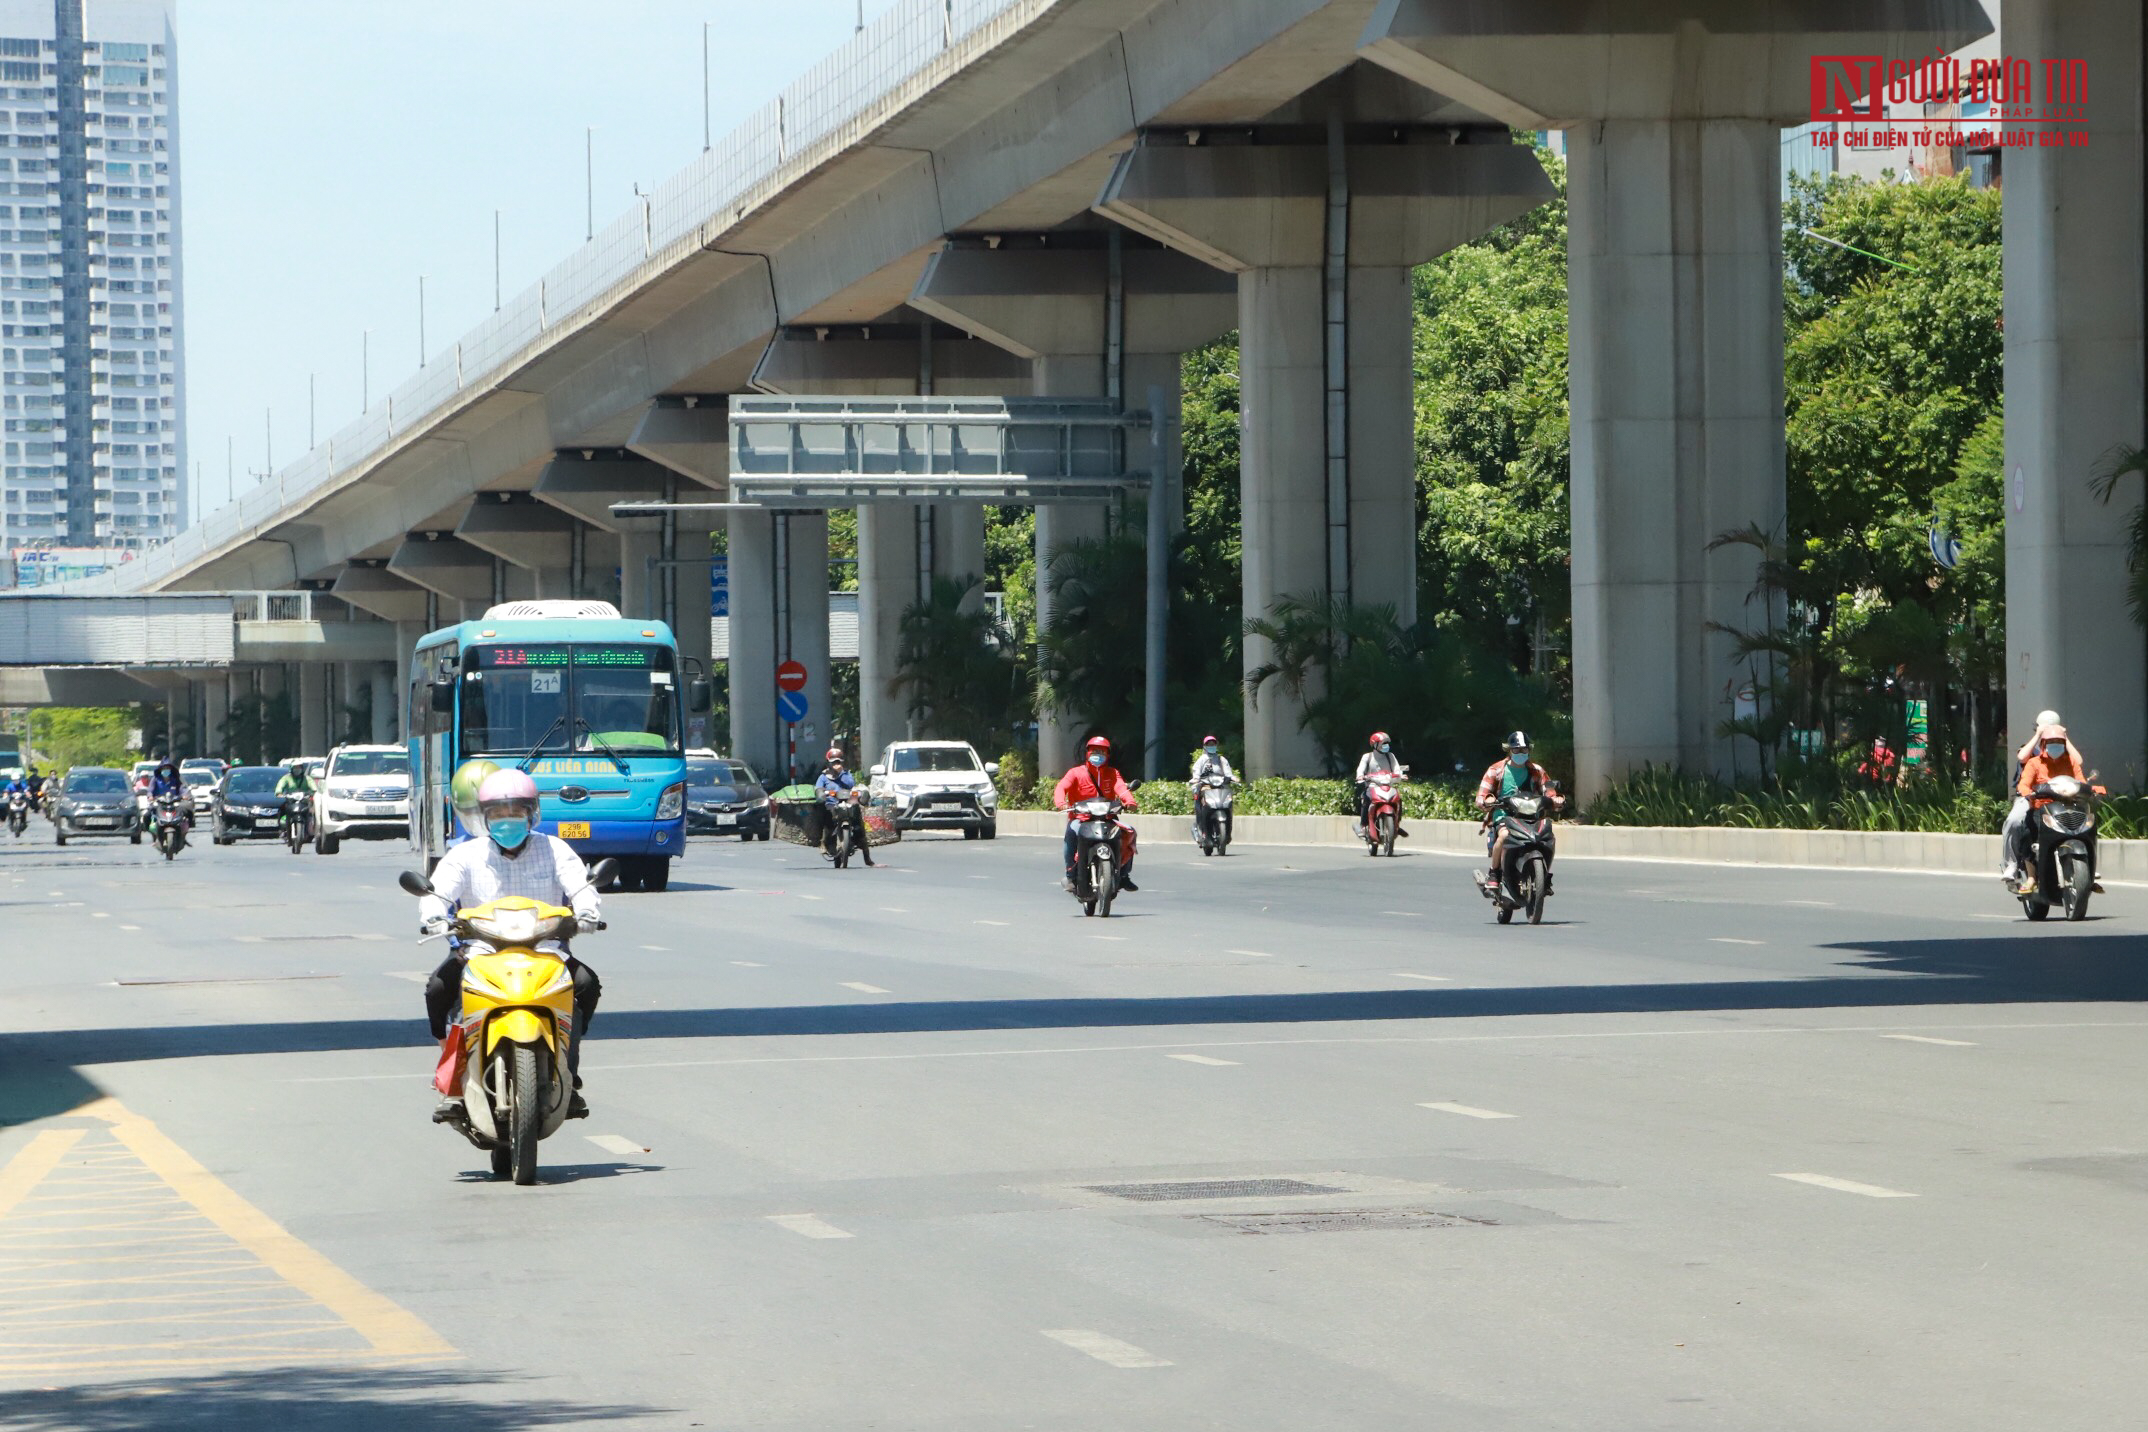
<box><xmin>80</xmin><ymin>0</ymin><xmax>1042</xmax><ymax>594</ymax></box>
<box><xmin>228</xmin><ymin>591</ymin><xmax>314</xmax><ymax>623</ymax></box>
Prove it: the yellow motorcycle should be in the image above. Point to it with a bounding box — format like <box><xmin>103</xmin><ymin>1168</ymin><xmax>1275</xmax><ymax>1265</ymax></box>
<box><xmin>399</xmin><ymin>865</ymin><xmax>611</xmax><ymax>1185</ymax></box>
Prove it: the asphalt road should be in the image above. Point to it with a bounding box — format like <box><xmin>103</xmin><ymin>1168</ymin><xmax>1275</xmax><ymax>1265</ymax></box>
<box><xmin>0</xmin><ymin>819</ymin><xmax>2144</xmax><ymax>1430</ymax></box>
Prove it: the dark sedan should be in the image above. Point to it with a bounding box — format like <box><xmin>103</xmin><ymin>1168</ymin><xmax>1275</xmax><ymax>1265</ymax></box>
<box><xmin>685</xmin><ymin>755</ymin><xmax>770</xmax><ymax>840</ymax></box>
<box><xmin>212</xmin><ymin>765</ymin><xmax>291</xmax><ymax>844</ymax></box>
<box><xmin>52</xmin><ymin>767</ymin><xmax>141</xmax><ymax>845</ymax></box>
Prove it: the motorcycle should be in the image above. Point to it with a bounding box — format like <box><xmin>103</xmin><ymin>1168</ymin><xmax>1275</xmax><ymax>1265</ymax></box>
<box><xmin>1191</xmin><ymin>772</ymin><xmax>1236</xmax><ymax>856</ymax></box>
<box><xmin>1480</xmin><ymin>787</ymin><xmax>1559</xmax><ymax>925</ymax></box>
<box><xmin>822</xmin><ymin>792</ymin><xmax>865</xmax><ymax>870</ymax></box>
<box><xmin>2008</xmin><ymin>774</ymin><xmax>2103</xmax><ymax>922</ymax></box>
<box><xmin>1361</xmin><ymin>769</ymin><xmax>1406</xmax><ymax>856</ymax></box>
<box><xmin>399</xmin><ymin>863</ymin><xmax>613</xmax><ymax>1185</ymax></box>
<box><xmin>1067</xmin><ymin>796</ymin><xmax>1132</xmax><ymax>917</ymax></box>
<box><xmin>281</xmin><ymin>792</ymin><xmax>313</xmax><ymax>855</ymax></box>
<box><xmin>6</xmin><ymin>790</ymin><xmax>27</xmax><ymax>838</ymax></box>
<box><xmin>151</xmin><ymin>793</ymin><xmax>189</xmax><ymax>861</ymax></box>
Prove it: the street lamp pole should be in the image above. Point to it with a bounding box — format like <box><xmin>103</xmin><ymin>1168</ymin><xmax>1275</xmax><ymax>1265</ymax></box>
<box><xmin>418</xmin><ymin>276</ymin><xmax>428</xmax><ymax>366</ymax></box>
<box><xmin>585</xmin><ymin>127</ymin><xmax>594</xmax><ymax>241</ymax></box>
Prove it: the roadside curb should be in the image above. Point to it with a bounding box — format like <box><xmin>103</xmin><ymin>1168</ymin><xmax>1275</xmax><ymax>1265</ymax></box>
<box><xmin>988</xmin><ymin>809</ymin><xmax>2148</xmax><ymax>882</ymax></box>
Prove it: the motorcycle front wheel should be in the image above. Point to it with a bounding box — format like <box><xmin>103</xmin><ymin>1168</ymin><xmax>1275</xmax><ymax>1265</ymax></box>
<box><xmin>509</xmin><ymin>1044</ymin><xmax>544</xmax><ymax>1186</ymax></box>
<box><xmin>2061</xmin><ymin>849</ymin><xmax>2093</xmax><ymax>921</ymax></box>
<box><xmin>1522</xmin><ymin>854</ymin><xmax>1546</xmax><ymax>925</ymax></box>
<box><xmin>1094</xmin><ymin>848</ymin><xmax>1117</xmax><ymax>918</ymax></box>
<box><xmin>1377</xmin><ymin>812</ymin><xmax>1396</xmax><ymax>857</ymax></box>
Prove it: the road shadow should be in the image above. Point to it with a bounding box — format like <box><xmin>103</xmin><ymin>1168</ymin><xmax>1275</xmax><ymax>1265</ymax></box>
<box><xmin>9</xmin><ymin>930</ymin><xmax>2144</xmax><ymax>1072</ymax></box>
<box><xmin>451</xmin><ymin>1161</ymin><xmax>665</xmax><ymax>1185</ymax></box>
<box><xmin>0</xmin><ymin>1367</ymin><xmax>667</xmax><ymax>1430</ymax></box>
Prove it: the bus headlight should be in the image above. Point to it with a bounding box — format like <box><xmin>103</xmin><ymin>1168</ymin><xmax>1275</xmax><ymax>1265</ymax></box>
<box><xmin>656</xmin><ymin>782</ymin><xmax>685</xmax><ymax>820</ymax></box>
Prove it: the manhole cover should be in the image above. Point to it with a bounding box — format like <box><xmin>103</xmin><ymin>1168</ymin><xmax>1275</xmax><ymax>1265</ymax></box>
<box><xmin>1199</xmin><ymin>1209</ymin><xmax>1497</xmax><ymax>1234</ymax></box>
<box><xmin>1085</xmin><ymin>1178</ymin><xmax>1346</xmax><ymax>1202</ymax></box>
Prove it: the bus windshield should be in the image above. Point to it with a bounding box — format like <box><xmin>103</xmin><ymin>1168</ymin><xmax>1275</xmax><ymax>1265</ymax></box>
<box><xmin>458</xmin><ymin>643</ymin><xmax>681</xmax><ymax>758</ymax></box>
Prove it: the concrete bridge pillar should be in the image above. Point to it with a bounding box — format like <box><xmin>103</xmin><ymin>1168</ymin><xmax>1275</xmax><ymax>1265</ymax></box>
<box><xmin>202</xmin><ymin>677</ymin><xmax>228</xmax><ymax>758</ymax></box>
<box><xmin>298</xmin><ymin>662</ymin><xmax>327</xmax><ymax>757</ymax></box>
<box><xmin>2003</xmin><ymin>0</ymin><xmax>2147</xmax><ymax>785</ymax></box>
<box><xmin>1358</xmin><ymin>0</ymin><xmax>1990</xmax><ymax>794</ymax></box>
<box><xmin>370</xmin><ymin>663</ymin><xmax>399</xmax><ymax>744</ymax></box>
<box><xmin>726</xmin><ymin>510</ymin><xmax>828</xmax><ymax>782</ymax></box>
<box><xmin>1098</xmin><ymin>134</ymin><xmax>1552</xmax><ymax>774</ymax></box>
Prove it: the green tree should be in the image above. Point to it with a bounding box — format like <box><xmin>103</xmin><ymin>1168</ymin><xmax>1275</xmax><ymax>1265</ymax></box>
<box><xmin>27</xmin><ymin>706</ymin><xmax>140</xmax><ymax>772</ymax></box>
<box><xmin>894</xmin><ymin>575</ymin><xmax>1027</xmax><ymax>753</ymax></box>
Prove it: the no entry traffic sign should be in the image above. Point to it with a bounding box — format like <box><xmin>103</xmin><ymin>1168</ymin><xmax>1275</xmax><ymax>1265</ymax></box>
<box><xmin>776</xmin><ymin>660</ymin><xmax>808</xmax><ymax>693</ymax></box>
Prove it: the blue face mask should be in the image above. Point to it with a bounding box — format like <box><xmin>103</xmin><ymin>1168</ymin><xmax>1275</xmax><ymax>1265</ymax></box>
<box><xmin>1088</xmin><ymin>753</ymin><xmax>1105</xmax><ymax>768</ymax></box>
<box><xmin>1509</xmin><ymin>751</ymin><xmax>1529</xmax><ymax>766</ymax></box>
<box><xmin>488</xmin><ymin>816</ymin><xmax>531</xmax><ymax>850</ymax></box>
<box><xmin>1203</xmin><ymin>746</ymin><xmax>1218</xmax><ymax>757</ymax></box>
<box><xmin>1377</xmin><ymin>743</ymin><xmax>1390</xmax><ymax>754</ymax></box>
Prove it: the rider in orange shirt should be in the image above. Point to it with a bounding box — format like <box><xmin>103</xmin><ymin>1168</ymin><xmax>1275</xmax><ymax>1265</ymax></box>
<box><xmin>1053</xmin><ymin>735</ymin><xmax>1138</xmax><ymax>894</ymax></box>
<box><xmin>2010</xmin><ymin>724</ymin><xmax>2086</xmax><ymax>892</ymax></box>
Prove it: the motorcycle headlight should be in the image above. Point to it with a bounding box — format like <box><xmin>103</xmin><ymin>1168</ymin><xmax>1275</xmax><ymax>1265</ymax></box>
<box><xmin>656</xmin><ymin>782</ymin><xmax>685</xmax><ymax>820</ymax></box>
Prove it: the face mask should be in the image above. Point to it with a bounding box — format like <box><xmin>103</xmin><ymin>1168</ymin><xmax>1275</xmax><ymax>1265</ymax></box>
<box><xmin>1203</xmin><ymin>746</ymin><xmax>1218</xmax><ymax>757</ymax></box>
<box><xmin>2044</xmin><ymin>744</ymin><xmax>2065</xmax><ymax>760</ymax></box>
<box><xmin>488</xmin><ymin>816</ymin><xmax>531</xmax><ymax>850</ymax></box>
<box><xmin>1509</xmin><ymin>752</ymin><xmax>1529</xmax><ymax>766</ymax></box>
<box><xmin>1377</xmin><ymin>743</ymin><xmax>1390</xmax><ymax>754</ymax></box>
<box><xmin>1088</xmin><ymin>753</ymin><xmax>1105</xmax><ymax>768</ymax></box>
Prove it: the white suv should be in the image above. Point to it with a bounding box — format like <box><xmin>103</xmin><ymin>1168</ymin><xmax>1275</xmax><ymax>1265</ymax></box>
<box><xmin>868</xmin><ymin>741</ymin><xmax>999</xmax><ymax>839</ymax></box>
<box><xmin>313</xmin><ymin>744</ymin><xmax>411</xmax><ymax>854</ymax></box>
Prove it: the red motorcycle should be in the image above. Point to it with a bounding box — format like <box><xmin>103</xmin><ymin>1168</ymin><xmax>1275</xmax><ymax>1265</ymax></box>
<box><xmin>1360</xmin><ymin>769</ymin><xmax>1406</xmax><ymax>857</ymax></box>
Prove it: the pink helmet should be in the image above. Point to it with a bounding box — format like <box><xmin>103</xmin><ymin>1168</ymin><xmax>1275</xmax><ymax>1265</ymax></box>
<box><xmin>476</xmin><ymin>768</ymin><xmax>540</xmax><ymax>820</ymax></box>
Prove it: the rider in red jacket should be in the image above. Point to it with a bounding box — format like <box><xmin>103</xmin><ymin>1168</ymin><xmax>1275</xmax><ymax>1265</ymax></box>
<box><xmin>1053</xmin><ymin>735</ymin><xmax>1139</xmax><ymax>893</ymax></box>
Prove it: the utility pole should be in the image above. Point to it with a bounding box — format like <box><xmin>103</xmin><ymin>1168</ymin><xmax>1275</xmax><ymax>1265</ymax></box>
<box><xmin>856</xmin><ymin>0</ymin><xmax>864</xmax><ymax>32</ymax></box>
<box><xmin>494</xmin><ymin>209</ymin><xmax>502</xmax><ymax>310</ymax></box>
<box><xmin>308</xmin><ymin>373</ymin><xmax>315</xmax><ymax>448</ymax></box>
<box><xmin>585</xmin><ymin>127</ymin><xmax>594</xmax><ymax>241</ymax></box>
<box><xmin>362</xmin><ymin>330</ymin><xmax>370</xmax><ymax>411</ymax></box>
<box><xmin>418</xmin><ymin>275</ymin><xmax>428</xmax><ymax>365</ymax></box>
<box><xmin>225</xmin><ymin>435</ymin><xmax>232</xmax><ymax>502</ymax></box>
<box><xmin>702</xmin><ymin>24</ymin><xmax>711</xmax><ymax>151</ymax></box>
<box><xmin>264</xmin><ymin>408</ymin><xmax>272</xmax><ymax>474</ymax></box>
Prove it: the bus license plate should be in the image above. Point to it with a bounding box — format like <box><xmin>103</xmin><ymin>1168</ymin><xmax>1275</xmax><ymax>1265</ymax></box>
<box><xmin>557</xmin><ymin>821</ymin><xmax>590</xmax><ymax>839</ymax></box>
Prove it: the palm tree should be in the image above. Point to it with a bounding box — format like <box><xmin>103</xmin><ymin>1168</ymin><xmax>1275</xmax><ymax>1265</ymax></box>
<box><xmin>2090</xmin><ymin>446</ymin><xmax>2148</xmax><ymax>626</ymax></box>
<box><xmin>893</xmin><ymin>574</ymin><xmax>1025</xmax><ymax>752</ymax></box>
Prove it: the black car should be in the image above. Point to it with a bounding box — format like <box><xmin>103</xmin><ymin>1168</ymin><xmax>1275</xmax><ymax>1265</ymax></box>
<box><xmin>212</xmin><ymin>765</ymin><xmax>291</xmax><ymax>844</ymax></box>
<box><xmin>52</xmin><ymin>767</ymin><xmax>141</xmax><ymax>845</ymax></box>
<box><xmin>685</xmin><ymin>755</ymin><xmax>770</xmax><ymax>840</ymax></box>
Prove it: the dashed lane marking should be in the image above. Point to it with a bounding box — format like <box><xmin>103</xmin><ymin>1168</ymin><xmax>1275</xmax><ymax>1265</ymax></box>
<box><xmin>1042</xmin><ymin>1329</ymin><xmax>1172</xmax><ymax>1368</ymax></box>
<box><xmin>639</xmin><ymin>945</ymin><xmax>669</xmax><ymax>952</ymax></box>
<box><xmin>1379</xmin><ymin>910</ymin><xmax>1423</xmax><ymax>918</ymax></box>
<box><xmin>1226</xmin><ymin>949</ymin><xmax>1274</xmax><ymax>958</ymax></box>
<box><xmin>839</xmin><ymin>982</ymin><xmax>891</xmax><ymax>994</ymax></box>
<box><xmin>1391</xmin><ymin>973</ymin><xmax>1449</xmax><ymax>983</ymax></box>
<box><xmin>585</xmin><ymin>1135</ymin><xmax>648</xmax><ymax>1158</ymax></box>
<box><xmin>766</xmin><ymin>1214</ymin><xmax>852</xmax><ymax>1240</ymax></box>
<box><xmin>730</xmin><ymin>961</ymin><xmax>766</xmax><ymax>968</ymax></box>
<box><xmin>1775</xmin><ymin>1172</ymin><xmax>1917</xmax><ymax>1199</ymax></box>
<box><xmin>0</xmin><ymin>1100</ymin><xmax>453</xmax><ymax>1377</ymax></box>
<box><xmin>1882</xmin><ymin>1034</ymin><xmax>1976</xmax><ymax>1046</ymax></box>
<box><xmin>975</xmin><ymin>920</ymin><xmax>1009</xmax><ymax>927</ymax></box>
<box><xmin>1418</xmin><ymin>1101</ymin><xmax>1517</xmax><ymax>1121</ymax></box>
<box><xmin>383</xmin><ymin>972</ymin><xmax>429</xmax><ymax>983</ymax></box>
<box><xmin>1167</xmin><ymin>1054</ymin><xmax>1239</xmax><ymax>1066</ymax></box>
<box><xmin>1710</xmin><ymin>937</ymin><xmax>1766</xmax><ymax>946</ymax></box>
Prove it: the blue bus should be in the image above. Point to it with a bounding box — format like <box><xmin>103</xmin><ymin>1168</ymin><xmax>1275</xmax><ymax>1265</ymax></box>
<box><xmin>408</xmin><ymin>601</ymin><xmax>711</xmax><ymax>891</ymax></box>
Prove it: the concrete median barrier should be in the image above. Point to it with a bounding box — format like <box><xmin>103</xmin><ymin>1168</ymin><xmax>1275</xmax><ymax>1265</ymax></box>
<box><xmin>989</xmin><ymin>809</ymin><xmax>2148</xmax><ymax>882</ymax></box>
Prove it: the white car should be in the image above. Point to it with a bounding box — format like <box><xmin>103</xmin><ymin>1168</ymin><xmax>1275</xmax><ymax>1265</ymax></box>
<box><xmin>868</xmin><ymin>740</ymin><xmax>999</xmax><ymax>838</ymax></box>
<box><xmin>179</xmin><ymin>766</ymin><xmax>220</xmax><ymax>817</ymax></box>
<box><xmin>312</xmin><ymin>744</ymin><xmax>411</xmax><ymax>854</ymax></box>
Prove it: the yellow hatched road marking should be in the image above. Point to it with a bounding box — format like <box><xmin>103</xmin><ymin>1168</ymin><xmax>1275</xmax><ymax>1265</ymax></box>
<box><xmin>0</xmin><ymin>1132</ymin><xmax>84</xmax><ymax>1220</ymax></box>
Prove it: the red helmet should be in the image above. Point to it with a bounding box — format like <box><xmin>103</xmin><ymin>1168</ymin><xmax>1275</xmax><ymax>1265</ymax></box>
<box><xmin>825</xmin><ymin>747</ymin><xmax>844</xmax><ymax>763</ymax></box>
<box><xmin>1084</xmin><ymin>736</ymin><xmax>1112</xmax><ymax>756</ymax></box>
<box><xmin>1369</xmin><ymin>731</ymin><xmax>1390</xmax><ymax>747</ymax></box>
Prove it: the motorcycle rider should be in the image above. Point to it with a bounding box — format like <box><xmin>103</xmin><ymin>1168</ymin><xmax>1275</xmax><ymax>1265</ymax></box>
<box><xmin>2000</xmin><ymin>709</ymin><xmax>2084</xmax><ymax>882</ymax></box>
<box><xmin>1054</xmin><ymin>735</ymin><xmax>1139</xmax><ymax>893</ymax></box>
<box><xmin>1188</xmin><ymin>735</ymin><xmax>1240</xmax><ymax>847</ymax></box>
<box><xmin>2008</xmin><ymin>723</ymin><xmax>2087</xmax><ymax>895</ymax></box>
<box><xmin>417</xmin><ymin>769</ymin><xmax>602</xmax><ymax>1124</ymax></box>
<box><xmin>814</xmin><ymin>747</ymin><xmax>875</xmax><ymax>867</ymax></box>
<box><xmin>23</xmin><ymin>765</ymin><xmax>44</xmax><ymax>810</ymax></box>
<box><xmin>1353</xmin><ymin>732</ymin><xmax>1408</xmax><ymax>838</ymax></box>
<box><xmin>1475</xmin><ymin>731</ymin><xmax>1565</xmax><ymax>892</ymax></box>
<box><xmin>2</xmin><ymin>769</ymin><xmax>29</xmax><ymax>828</ymax></box>
<box><xmin>274</xmin><ymin>759</ymin><xmax>316</xmax><ymax>840</ymax></box>
<box><xmin>146</xmin><ymin>758</ymin><xmax>189</xmax><ymax>832</ymax></box>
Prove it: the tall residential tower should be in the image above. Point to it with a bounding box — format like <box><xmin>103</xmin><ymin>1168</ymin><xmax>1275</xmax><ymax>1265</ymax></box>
<box><xmin>0</xmin><ymin>0</ymin><xmax>182</xmax><ymax>557</ymax></box>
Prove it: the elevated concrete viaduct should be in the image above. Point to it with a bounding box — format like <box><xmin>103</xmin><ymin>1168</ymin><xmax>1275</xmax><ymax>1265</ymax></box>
<box><xmin>48</xmin><ymin>0</ymin><xmax>2141</xmax><ymax>801</ymax></box>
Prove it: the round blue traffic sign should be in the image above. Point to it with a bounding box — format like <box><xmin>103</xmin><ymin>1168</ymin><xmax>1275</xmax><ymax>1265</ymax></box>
<box><xmin>777</xmin><ymin>690</ymin><xmax>809</xmax><ymax>725</ymax></box>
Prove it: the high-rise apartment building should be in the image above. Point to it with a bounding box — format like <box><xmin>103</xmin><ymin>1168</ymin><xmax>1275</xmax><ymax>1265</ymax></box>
<box><xmin>0</xmin><ymin>0</ymin><xmax>182</xmax><ymax>555</ymax></box>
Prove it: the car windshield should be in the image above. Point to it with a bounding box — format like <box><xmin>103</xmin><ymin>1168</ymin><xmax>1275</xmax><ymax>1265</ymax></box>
<box><xmin>69</xmin><ymin>771</ymin><xmax>126</xmax><ymax>794</ymax></box>
<box><xmin>459</xmin><ymin>643</ymin><xmax>682</xmax><ymax>757</ymax></box>
<box><xmin>331</xmin><ymin>751</ymin><xmax>409</xmax><ymax>777</ymax></box>
<box><xmin>226</xmin><ymin>768</ymin><xmax>280</xmax><ymax>794</ymax></box>
<box><xmin>892</xmin><ymin>747</ymin><xmax>980</xmax><ymax>774</ymax></box>
<box><xmin>181</xmin><ymin>769</ymin><xmax>215</xmax><ymax>787</ymax></box>
<box><xmin>687</xmin><ymin>759</ymin><xmax>756</xmax><ymax>786</ymax></box>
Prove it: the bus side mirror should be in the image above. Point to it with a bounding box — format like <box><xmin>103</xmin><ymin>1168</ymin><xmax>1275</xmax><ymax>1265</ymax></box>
<box><xmin>429</xmin><ymin>679</ymin><xmax>455</xmax><ymax>714</ymax></box>
<box><xmin>687</xmin><ymin>676</ymin><xmax>712</xmax><ymax>714</ymax></box>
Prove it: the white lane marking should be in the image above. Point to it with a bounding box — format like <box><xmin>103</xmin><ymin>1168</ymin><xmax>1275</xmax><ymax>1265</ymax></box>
<box><xmin>840</xmin><ymin>981</ymin><xmax>891</xmax><ymax>994</ymax></box>
<box><xmin>1091</xmin><ymin>935</ymin><xmax>1125</xmax><ymax>942</ymax></box>
<box><xmin>384</xmin><ymin>971</ymin><xmax>431</xmax><ymax>983</ymax></box>
<box><xmin>585</xmin><ymin>1019</ymin><xmax>2148</xmax><ymax>1073</ymax></box>
<box><xmin>1167</xmin><ymin>1053</ymin><xmax>1239</xmax><ymax>1066</ymax></box>
<box><xmin>1227</xmin><ymin>949</ymin><xmax>1274</xmax><ymax>958</ymax></box>
<box><xmin>639</xmin><ymin>945</ymin><xmax>670</xmax><ymax>951</ymax></box>
<box><xmin>975</xmin><ymin>919</ymin><xmax>1009</xmax><ymax>927</ymax></box>
<box><xmin>1775</xmin><ymin>1172</ymin><xmax>1917</xmax><ymax>1199</ymax></box>
<box><xmin>1380</xmin><ymin>910</ymin><xmax>1423</xmax><ymax>917</ymax></box>
<box><xmin>1882</xmin><ymin>1034</ymin><xmax>1976</xmax><ymax>1046</ymax></box>
<box><xmin>796</xmin><ymin>894</ymin><xmax>824</xmax><ymax>902</ymax></box>
<box><xmin>1041</xmin><ymin>1329</ymin><xmax>1171</xmax><ymax>1368</ymax></box>
<box><xmin>1782</xmin><ymin>899</ymin><xmax>1835</xmax><ymax>907</ymax></box>
<box><xmin>731</xmin><ymin>960</ymin><xmax>766</xmax><ymax>968</ymax></box>
<box><xmin>586</xmin><ymin>1134</ymin><xmax>648</xmax><ymax>1157</ymax></box>
<box><xmin>91</xmin><ymin>912</ymin><xmax>109</xmax><ymax>919</ymax></box>
<box><xmin>1419</xmin><ymin>1101</ymin><xmax>1517</xmax><ymax>1120</ymax></box>
<box><xmin>1710</xmin><ymin>937</ymin><xmax>1765</xmax><ymax>946</ymax></box>
<box><xmin>767</xmin><ymin>1213</ymin><xmax>853</xmax><ymax>1240</ymax></box>
<box><xmin>1967</xmin><ymin>912</ymin><xmax>2014</xmax><ymax>920</ymax></box>
<box><xmin>1392</xmin><ymin>972</ymin><xmax>1449</xmax><ymax>983</ymax></box>
<box><xmin>118</xmin><ymin>923</ymin><xmax>141</xmax><ymax>931</ymax></box>
<box><xmin>881</xmin><ymin>907</ymin><xmax>908</xmax><ymax>913</ymax></box>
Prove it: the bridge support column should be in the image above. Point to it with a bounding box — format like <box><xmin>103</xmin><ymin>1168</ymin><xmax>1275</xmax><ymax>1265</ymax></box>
<box><xmin>202</xmin><ymin>676</ymin><xmax>228</xmax><ymax>758</ymax></box>
<box><xmin>782</xmin><ymin>514</ymin><xmax>832</xmax><ymax>784</ymax></box>
<box><xmin>370</xmin><ymin>664</ymin><xmax>399</xmax><ymax>744</ymax></box>
<box><xmin>619</xmin><ymin>530</ymin><xmax>661</xmax><ymax>621</ymax></box>
<box><xmin>727</xmin><ymin>511</ymin><xmax>778</xmax><ymax>778</ymax></box>
<box><xmin>297</xmin><ymin>663</ymin><xmax>326</xmax><ymax>757</ymax></box>
<box><xmin>856</xmin><ymin>505</ymin><xmax>915</xmax><ymax>762</ymax></box>
<box><xmin>2005</xmin><ymin>0</ymin><xmax>2147</xmax><ymax>785</ymax></box>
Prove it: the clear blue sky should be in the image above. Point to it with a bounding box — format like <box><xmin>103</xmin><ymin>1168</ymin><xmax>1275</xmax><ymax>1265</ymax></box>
<box><xmin>178</xmin><ymin>0</ymin><xmax>890</xmax><ymax>519</ymax></box>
